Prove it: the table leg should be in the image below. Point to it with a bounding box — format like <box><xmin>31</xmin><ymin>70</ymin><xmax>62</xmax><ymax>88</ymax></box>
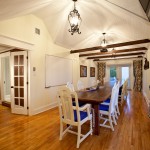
<box><xmin>93</xmin><ymin>104</ymin><xmax>99</xmax><ymax>135</ymax></box>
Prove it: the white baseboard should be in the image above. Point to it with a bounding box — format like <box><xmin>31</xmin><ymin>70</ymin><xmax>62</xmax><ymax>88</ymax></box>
<box><xmin>29</xmin><ymin>102</ymin><xmax>58</xmax><ymax>116</ymax></box>
<box><xmin>142</xmin><ymin>91</ymin><xmax>150</xmax><ymax>107</ymax></box>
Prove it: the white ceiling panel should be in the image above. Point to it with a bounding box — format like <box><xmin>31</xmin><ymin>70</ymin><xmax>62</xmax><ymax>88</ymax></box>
<box><xmin>0</xmin><ymin>0</ymin><xmax>149</xmax><ymax>50</ymax></box>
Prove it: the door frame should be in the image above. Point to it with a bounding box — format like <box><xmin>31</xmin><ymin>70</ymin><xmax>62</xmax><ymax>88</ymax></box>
<box><xmin>0</xmin><ymin>52</ymin><xmax>10</xmax><ymax>104</ymax></box>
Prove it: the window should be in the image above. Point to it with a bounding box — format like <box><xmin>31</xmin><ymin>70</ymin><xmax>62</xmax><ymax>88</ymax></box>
<box><xmin>110</xmin><ymin>67</ymin><xmax>117</xmax><ymax>81</ymax></box>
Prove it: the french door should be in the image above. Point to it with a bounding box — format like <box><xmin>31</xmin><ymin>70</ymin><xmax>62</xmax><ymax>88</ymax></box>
<box><xmin>10</xmin><ymin>51</ymin><xmax>28</xmax><ymax>115</ymax></box>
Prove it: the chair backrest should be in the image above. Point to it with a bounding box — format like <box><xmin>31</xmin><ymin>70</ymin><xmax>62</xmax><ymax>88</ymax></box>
<box><xmin>121</xmin><ymin>80</ymin><xmax>127</xmax><ymax>95</ymax></box>
<box><xmin>66</xmin><ymin>82</ymin><xmax>75</xmax><ymax>92</ymax></box>
<box><xmin>58</xmin><ymin>87</ymin><xmax>80</xmax><ymax>124</ymax></box>
<box><xmin>77</xmin><ymin>80</ymin><xmax>85</xmax><ymax>90</ymax></box>
<box><xmin>114</xmin><ymin>81</ymin><xmax>120</xmax><ymax>106</ymax></box>
<box><xmin>109</xmin><ymin>84</ymin><xmax>117</xmax><ymax>114</ymax></box>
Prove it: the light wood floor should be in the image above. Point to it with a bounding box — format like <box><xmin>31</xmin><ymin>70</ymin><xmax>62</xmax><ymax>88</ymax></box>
<box><xmin>0</xmin><ymin>91</ymin><xmax>150</xmax><ymax>150</ymax></box>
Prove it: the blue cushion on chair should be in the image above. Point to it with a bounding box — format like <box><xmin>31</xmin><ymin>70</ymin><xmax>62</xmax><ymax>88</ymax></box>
<box><xmin>103</xmin><ymin>98</ymin><xmax>110</xmax><ymax>103</ymax></box>
<box><xmin>99</xmin><ymin>104</ymin><xmax>109</xmax><ymax>111</ymax></box>
<box><xmin>73</xmin><ymin>110</ymin><xmax>88</xmax><ymax>122</ymax></box>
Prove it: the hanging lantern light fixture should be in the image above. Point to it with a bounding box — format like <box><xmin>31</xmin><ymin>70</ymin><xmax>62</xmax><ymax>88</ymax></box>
<box><xmin>100</xmin><ymin>33</ymin><xmax>108</xmax><ymax>52</ymax></box>
<box><xmin>68</xmin><ymin>0</ymin><xmax>82</xmax><ymax>35</ymax></box>
<box><xmin>101</xmin><ymin>33</ymin><xmax>107</xmax><ymax>47</ymax></box>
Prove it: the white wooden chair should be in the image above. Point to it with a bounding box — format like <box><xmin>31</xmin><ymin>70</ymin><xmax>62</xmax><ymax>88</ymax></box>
<box><xmin>119</xmin><ymin>79</ymin><xmax>128</xmax><ymax>105</ymax></box>
<box><xmin>114</xmin><ymin>81</ymin><xmax>120</xmax><ymax>118</ymax></box>
<box><xmin>58</xmin><ymin>87</ymin><xmax>92</xmax><ymax>148</ymax></box>
<box><xmin>77</xmin><ymin>80</ymin><xmax>85</xmax><ymax>91</ymax></box>
<box><xmin>99</xmin><ymin>85</ymin><xmax>117</xmax><ymax>131</ymax></box>
<box><xmin>100</xmin><ymin>81</ymin><xmax>120</xmax><ymax>120</ymax></box>
<box><xmin>66</xmin><ymin>82</ymin><xmax>75</xmax><ymax>92</ymax></box>
<box><xmin>101</xmin><ymin>82</ymin><xmax>117</xmax><ymax>105</ymax></box>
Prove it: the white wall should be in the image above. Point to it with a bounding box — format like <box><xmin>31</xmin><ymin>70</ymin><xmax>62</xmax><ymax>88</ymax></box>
<box><xmin>78</xmin><ymin>58</ymin><xmax>97</xmax><ymax>88</ymax></box>
<box><xmin>0</xmin><ymin>15</ymin><xmax>97</xmax><ymax>115</ymax></box>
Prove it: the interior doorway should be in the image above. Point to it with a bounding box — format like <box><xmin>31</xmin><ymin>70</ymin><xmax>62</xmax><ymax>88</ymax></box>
<box><xmin>108</xmin><ymin>65</ymin><xmax>131</xmax><ymax>89</ymax></box>
<box><xmin>0</xmin><ymin>52</ymin><xmax>11</xmax><ymax>107</ymax></box>
<box><xmin>0</xmin><ymin>51</ymin><xmax>29</xmax><ymax>115</ymax></box>
<box><xmin>121</xmin><ymin>67</ymin><xmax>129</xmax><ymax>81</ymax></box>
<box><xmin>121</xmin><ymin>66</ymin><xmax>130</xmax><ymax>89</ymax></box>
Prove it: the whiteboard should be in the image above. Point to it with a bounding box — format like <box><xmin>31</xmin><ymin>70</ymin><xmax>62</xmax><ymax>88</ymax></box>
<box><xmin>45</xmin><ymin>55</ymin><xmax>73</xmax><ymax>87</ymax></box>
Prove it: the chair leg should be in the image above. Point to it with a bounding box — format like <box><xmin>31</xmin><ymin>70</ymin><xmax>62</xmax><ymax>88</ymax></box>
<box><xmin>114</xmin><ymin>109</ymin><xmax>118</xmax><ymax>120</ymax></box>
<box><xmin>90</xmin><ymin>118</ymin><xmax>93</xmax><ymax>135</ymax></box>
<box><xmin>59</xmin><ymin>121</ymin><xmax>63</xmax><ymax>140</ymax></box>
<box><xmin>112</xmin><ymin>115</ymin><xmax>117</xmax><ymax>125</ymax></box>
<box><xmin>92</xmin><ymin>108</ymin><xmax>95</xmax><ymax>127</ymax></box>
<box><xmin>116</xmin><ymin>105</ymin><xmax>120</xmax><ymax>115</ymax></box>
<box><xmin>77</xmin><ymin>125</ymin><xmax>81</xmax><ymax>148</ymax></box>
<box><xmin>109</xmin><ymin>116</ymin><xmax>114</xmax><ymax>131</ymax></box>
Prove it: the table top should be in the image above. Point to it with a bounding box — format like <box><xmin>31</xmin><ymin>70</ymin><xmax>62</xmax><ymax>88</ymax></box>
<box><xmin>76</xmin><ymin>81</ymin><xmax>115</xmax><ymax>104</ymax></box>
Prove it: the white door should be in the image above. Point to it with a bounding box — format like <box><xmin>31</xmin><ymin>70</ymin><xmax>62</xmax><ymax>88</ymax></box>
<box><xmin>10</xmin><ymin>51</ymin><xmax>28</xmax><ymax>115</ymax></box>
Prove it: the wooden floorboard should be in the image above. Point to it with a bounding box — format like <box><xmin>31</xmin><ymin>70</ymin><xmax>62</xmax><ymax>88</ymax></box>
<box><xmin>0</xmin><ymin>91</ymin><xmax>150</xmax><ymax>150</ymax></box>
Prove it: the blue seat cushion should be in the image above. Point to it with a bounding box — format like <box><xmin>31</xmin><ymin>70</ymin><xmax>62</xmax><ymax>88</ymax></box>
<box><xmin>103</xmin><ymin>98</ymin><xmax>110</xmax><ymax>103</ymax></box>
<box><xmin>73</xmin><ymin>110</ymin><xmax>88</xmax><ymax>122</ymax></box>
<box><xmin>99</xmin><ymin>104</ymin><xmax>109</xmax><ymax>111</ymax></box>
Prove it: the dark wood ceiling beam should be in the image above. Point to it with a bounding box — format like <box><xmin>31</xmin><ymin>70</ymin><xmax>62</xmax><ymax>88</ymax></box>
<box><xmin>70</xmin><ymin>39</ymin><xmax>150</xmax><ymax>54</ymax></box>
<box><xmin>87</xmin><ymin>52</ymin><xmax>145</xmax><ymax>59</ymax></box>
<box><xmin>93</xmin><ymin>56</ymin><xmax>143</xmax><ymax>61</ymax></box>
<box><xmin>79</xmin><ymin>47</ymin><xmax>147</xmax><ymax>57</ymax></box>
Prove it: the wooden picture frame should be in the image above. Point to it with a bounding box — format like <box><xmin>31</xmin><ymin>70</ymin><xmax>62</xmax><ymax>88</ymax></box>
<box><xmin>90</xmin><ymin>67</ymin><xmax>95</xmax><ymax>77</ymax></box>
<box><xmin>80</xmin><ymin>65</ymin><xmax>87</xmax><ymax>77</ymax></box>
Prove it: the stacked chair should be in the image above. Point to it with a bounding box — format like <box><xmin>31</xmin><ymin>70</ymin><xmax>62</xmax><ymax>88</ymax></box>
<box><xmin>99</xmin><ymin>81</ymin><xmax>120</xmax><ymax>131</ymax></box>
<box><xmin>58</xmin><ymin>87</ymin><xmax>92</xmax><ymax>148</ymax></box>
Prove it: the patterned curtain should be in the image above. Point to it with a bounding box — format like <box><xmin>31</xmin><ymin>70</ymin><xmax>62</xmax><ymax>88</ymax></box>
<box><xmin>133</xmin><ymin>60</ymin><xmax>142</xmax><ymax>92</ymax></box>
<box><xmin>97</xmin><ymin>62</ymin><xmax>106</xmax><ymax>86</ymax></box>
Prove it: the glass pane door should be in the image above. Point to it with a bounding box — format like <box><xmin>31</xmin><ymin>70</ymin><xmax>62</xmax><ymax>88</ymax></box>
<box><xmin>11</xmin><ymin>51</ymin><xmax>28</xmax><ymax>115</ymax></box>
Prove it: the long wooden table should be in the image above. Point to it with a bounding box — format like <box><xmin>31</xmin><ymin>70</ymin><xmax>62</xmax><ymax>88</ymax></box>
<box><xmin>76</xmin><ymin>82</ymin><xmax>115</xmax><ymax>135</ymax></box>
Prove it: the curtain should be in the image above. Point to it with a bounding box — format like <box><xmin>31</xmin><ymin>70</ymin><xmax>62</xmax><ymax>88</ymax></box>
<box><xmin>133</xmin><ymin>60</ymin><xmax>142</xmax><ymax>92</ymax></box>
<box><xmin>97</xmin><ymin>62</ymin><xmax>106</xmax><ymax>86</ymax></box>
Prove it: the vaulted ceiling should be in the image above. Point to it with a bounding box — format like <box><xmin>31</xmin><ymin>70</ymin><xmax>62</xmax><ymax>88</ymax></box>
<box><xmin>0</xmin><ymin>0</ymin><xmax>150</xmax><ymax>56</ymax></box>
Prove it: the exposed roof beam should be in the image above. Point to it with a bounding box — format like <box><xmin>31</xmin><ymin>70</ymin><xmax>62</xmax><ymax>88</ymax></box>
<box><xmin>87</xmin><ymin>52</ymin><xmax>145</xmax><ymax>59</ymax></box>
<box><xmin>93</xmin><ymin>56</ymin><xmax>143</xmax><ymax>61</ymax></box>
<box><xmin>79</xmin><ymin>47</ymin><xmax>147</xmax><ymax>57</ymax></box>
<box><xmin>70</xmin><ymin>39</ymin><xmax>150</xmax><ymax>54</ymax></box>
